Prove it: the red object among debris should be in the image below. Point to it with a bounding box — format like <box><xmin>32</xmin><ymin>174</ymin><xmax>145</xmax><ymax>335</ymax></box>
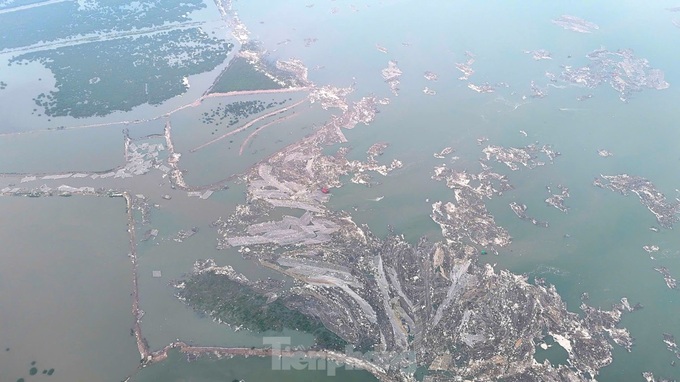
<box><xmin>321</xmin><ymin>187</ymin><xmax>330</xmax><ymax>194</ymax></box>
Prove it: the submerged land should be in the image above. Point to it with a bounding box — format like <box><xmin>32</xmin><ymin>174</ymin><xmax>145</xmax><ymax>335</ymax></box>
<box><xmin>1</xmin><ymin>1</ymin><xmax>679</xmax><ymax>382</ymax></box>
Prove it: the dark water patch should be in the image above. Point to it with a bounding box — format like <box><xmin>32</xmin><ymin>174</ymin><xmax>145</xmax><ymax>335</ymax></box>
<box><xmin>211</xmin><ymin>56</ymin><xmax>285</xmax><ymax>93</ymax></box>
<box><xmin>534</xmin><ymin>335</ymin><xmax>569</xmax><ymax>366</ymax></box>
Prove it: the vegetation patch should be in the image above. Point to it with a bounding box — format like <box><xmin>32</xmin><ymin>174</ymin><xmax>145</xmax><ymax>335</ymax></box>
<box><xmin>10</xmin><ymin>29</ymin><xmax>232</xmax><ymax>117</ymax></box>
<box><xmin>200</xmin><ymin>99</ymin><xmax>287</xmax><ymax>127</ymax></box>
<box><xmin>210</xmin><ymin>57</ymin><xmax>284</xmax><ymax>93</ymax></box>
<box><xmin>178</xmin><ymin>271</ymin><xmax>347</xmax><ymax>350</ymax></box>
<box><xmin>0</xmin><ymin>0</ymin><xmax>206</xmax><ymax>51</ymax></box>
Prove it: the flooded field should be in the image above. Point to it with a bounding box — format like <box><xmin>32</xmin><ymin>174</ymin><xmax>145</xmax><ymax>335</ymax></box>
<box><xmin>0</xmin><ymin>197</ymin><xmax>139</xmax><ymax>382</ymax></box>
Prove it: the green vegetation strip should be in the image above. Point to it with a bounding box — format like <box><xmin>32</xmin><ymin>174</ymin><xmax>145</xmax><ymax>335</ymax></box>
<box><xmin>201</xmin><ymin>99</ymin><xmax>287</xmax><ymax>127</ymax></box>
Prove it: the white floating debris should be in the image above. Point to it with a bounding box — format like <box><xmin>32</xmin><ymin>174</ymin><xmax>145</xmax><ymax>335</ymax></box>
<box><xmin>424</xmin><ymin>71</ymin><xmax>438</xmax><ymax>81</ymax></box>
<box><xmin>423</xmin><ymin>87</ymin><xmax>436</xmax><ymax>95</ymax></box>
<box><xmin>598</xmin><ymin>149</ymin><xmax>613</xmax><ymax>157</ymax></box>
<box><xmin>643</xmin><ymin>245</ymin><xmax>659</xmax><ymax>253</ymax></box>
<box><xmin>56</xmin><ymin>185</ymin><xmax>96</xmax><ymax>194</ymax></box>
<box><xmin>524</xmin><ymin>49</ymin><xmax>552</xmax><ymax>61</ymax></box>
<box><xmin>152</xmin><ymin>270</ymin><xmax>162</xmax><ymax>278</ymax></box>
<box><xmin>200</xmin><ymin>190</ymin><xmax>214</xmax><ymax>200</ymax></box>
<box><xmin>434</xmin><ymin>147</ymin><xmax>453</xmax><ymax>159</ymax></box>
<box><xmin>42</xmin><ymin>173</ymin><xmax>72</xmax><ymax>180</ymax></box>
<box><xmin>550</xmin><ymin>333</ymin><xmax>573</xmax><ymax>355</ymax></box>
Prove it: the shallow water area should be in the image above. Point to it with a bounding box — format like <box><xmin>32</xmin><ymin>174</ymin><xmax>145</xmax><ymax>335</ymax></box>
<box><xmin>133</xmin><ymin>183</ymin><xmax>316</xmax><ymax>351</ymax></box>
<box><xmin>175</xmin><ymin>96</ymin><xmax>331</xmax><ymax>187</ymax></box>
<box><xmin>0</xmin><ymin>197</ymin><xmax>140</xmax><ymax>382</ymax></box>
<box><xmin>0</xmin><ymin>124</ymin><xmax>126</xmax><ymax>174</ymax></box>
<box><xmin>131</xmin><ymin>349</ymin><xmax>379</xmax><ymax>382</ymax></box>
<box><xmin>170</xmin><ymin>93</ymin><xmax>308</xmax><ymax>153</ymax></box>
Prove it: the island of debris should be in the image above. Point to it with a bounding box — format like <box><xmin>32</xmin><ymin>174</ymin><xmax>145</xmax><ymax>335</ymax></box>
<box><xmin>174</xmin><ymin>88</ymin><xmax>636</xmax><ymax>381</ymax></box>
